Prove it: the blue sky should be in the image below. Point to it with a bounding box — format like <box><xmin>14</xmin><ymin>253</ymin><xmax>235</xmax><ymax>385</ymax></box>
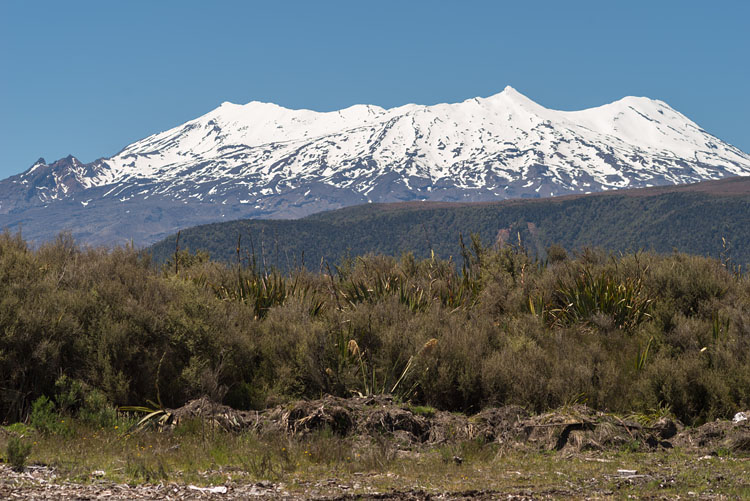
<box><xmin>1</xmin><ymin>0</ymin><xmax>748</xmax><ymax>178</ymax></box>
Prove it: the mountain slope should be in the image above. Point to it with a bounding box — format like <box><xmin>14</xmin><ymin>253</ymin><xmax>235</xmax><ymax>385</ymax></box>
<box><xmin>148</xmin><ymin>176</ymin><xmax>750</xmax><ymax>270</ymax></box>
<box><xmin>3</xmin><ymin>87</ymin><xmax>750</xmax><ymax>246</ymax></box>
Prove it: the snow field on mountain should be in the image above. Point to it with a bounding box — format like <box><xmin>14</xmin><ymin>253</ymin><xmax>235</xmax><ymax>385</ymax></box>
<box><xmin>12</xmin><ymin>86</ymin><xmax>750</xmax><ymax>209</ymax></box>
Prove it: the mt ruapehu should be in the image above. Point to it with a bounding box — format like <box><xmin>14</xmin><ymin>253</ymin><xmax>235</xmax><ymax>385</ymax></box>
<box><xmin>2</xmin><ymin>86</ymin><xmax>749</xmax><ymax>245</ymax></box>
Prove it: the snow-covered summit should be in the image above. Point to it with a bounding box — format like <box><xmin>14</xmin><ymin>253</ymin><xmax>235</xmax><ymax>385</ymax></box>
<box><xmin>89</xmin><ymin>86</ymin><xmax>748</xmax><ymax>194</ymax></box>
<box><xmin>2</xmin><ymin>87</ymin><xmax>750</xmax><ymax>244</ymax></box>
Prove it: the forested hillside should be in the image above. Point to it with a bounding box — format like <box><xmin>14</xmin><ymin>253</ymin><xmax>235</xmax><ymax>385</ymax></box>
<box><xmin>148</xmin><ymin>177</ymin><xmax>750</xmax><ymax>270</ymax></box>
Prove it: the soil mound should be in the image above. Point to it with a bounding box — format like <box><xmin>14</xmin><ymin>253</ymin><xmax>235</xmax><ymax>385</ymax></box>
<box><xmin>166</xmin><ymin>397</ymin><xmax>750</xmax><ymax>454</ymax></box>
<box><xmin>170</xmin><ymin>396</ymin><xmax>259</xmax><ymax>431</ymax></box>
<box><xmin>674</xmin><ymin>414</ymin><xmax>750</xmax><ymax>453</ymax></box>
<box><xmin>511</xmin><ymin>405</ymin><xmax>661</xmax><ymax>452</ymax></box>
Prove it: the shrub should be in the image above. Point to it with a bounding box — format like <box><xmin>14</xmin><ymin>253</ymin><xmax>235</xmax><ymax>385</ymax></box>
<box><xmin>30</xmin><ymin>396</ymin><xmax>63</xmax><ymax>435</ymax></box>
<box><xmin>54</xmin><ymin>375</ymin><xmax>86</xmax><ymax>414</ymax></box>
<box><xmin>635</xmin><ymin>353</ymin><xmax>732</xmax><ymax>425</ymax></box>
<box><xmin>546</xmin><ymin>244</ymin><xmax>568</xmax><ymax>264</ymax></box>
<box><xmin>6</xmin><ymin>436</ymin><xmax>32</xmax><ymax>472</ymax></box>
<box><xmin>419</xmin><ymin>312</ymin><xmax>495</xmax><ymax>411</ymax></box>
<box><xmin>546</xmin><ymin>266</ymin><xmax>652</xmax><ymax>330</ymax></box>
<box><xmin>645</xmin><ymin>253</ymin><xmax>732</xmax><ymax>322</ymax></box>
<box><xmin>78</xmin><ymin>388</ymin><xmax>120</xmax><ymax>428</ymax></box>
<box><xmin>1</xmin><ymin>232</ymin><xmax>749</xmax><ymax>425</ymax></box>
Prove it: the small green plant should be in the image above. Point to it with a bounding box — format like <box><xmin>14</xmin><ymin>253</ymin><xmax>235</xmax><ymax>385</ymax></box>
<box><xmin>561</xmin><ymin>392</ymin><xmax>589</xmax><ymax>410</ymax></box>
<box><xmin>119</xmin><ymin>354</ymin><xmax>173</xmax><ymax>432</ymax></box>
<box><xmin>125</xmin><ymin>454</ymin><xmax>168</xmax><ymax>483</ymax></box>
<box><xmin>628</xmin><ymin>402</ymin><xmax>673</xmax><ymax>427</ymax></box>
<box><xmin>438</xmin><ymin>438</ymin><xmax>495</xmax><ymax>464</ymax></box>
<box><xmin>54</xmin><ymin>375</ymin><xmax>86</xmax><ymax>414</ymax></box>
<box><xmin>711</xmin><ymin>311</ymin><xmax>730</xmax><ymax>342</ymax></box>
<box><xmin>714</xmin><ymin>446</ymin><xmax>732</xmax><ymax>458</ymax></box>
<box><xmin>30</xmin><ymin>395</ymin><xmax>66</xmax><ymax>435</ymax></box>
<box><xmin>173</xmin><ymin>416</ymin><xmax>204</xmax><ymax>437</ymax></box>
<box><xmin>437</xmin><ymin>443</ymin><xmax>458</xmax><ymax>464</ymax></box>
<box><xmin>338</xmin><ymin>338</ymin><xmax>437</xmax><ymax>400</ymax></box>
<box><xmin>436</xmin><ymin>439</ymin><xmax>492</xmax><ymax>465</ymax></box>
<box><xmin>355</xmin><ymin>436</ymin><xmax>397</xmax><ymax>470</ymax></box>
<box><xmin>620</xmin><ymin>439</ymin><xmax>641</xmax><ymax>453</ymax></box>
<box><xmin>547</xmin><ymin>267</ymin><xmax>652</xmax><ymax>330</ymax></box>
<box><xmin>79</xmin><ymin>389</ymin><xmax>119</xmax><ymax>428</ymax></box>
<box><xmin>119</xmin><ymin>400</ymin><xmax>174</xmax><ymax>432</ymax></box>
<box><xmin>216</xmin><ymin>259</ymin><xmax>290</xmax><ymax>319</ymax></box>
<box><xmin>3</xmin><ymin>423</ymin><xmax>33</xmax><ymax>435</ymax></box>
<box><xmin>408</xmin><ymin>405</ymin><xmax>436</xmax><ymax>418</ymax></box>
<box><xmin>635</xmin><ymin>336</ymin><xmax>654</xmax><ymax>371</ymax></box>
<box><xmin>6</xmin><ymin>436</ymin><xmax>32</xmax><ymax>472</ymax></box>
<box><xmin>245</xmin><ymin>450</ymin><xmax>276</xmax><ymax>479</ymax></box>
<box><xmin>528</xmin><ymin>294</ymin><xmax>549</xmax><ymax>323</ymax></box>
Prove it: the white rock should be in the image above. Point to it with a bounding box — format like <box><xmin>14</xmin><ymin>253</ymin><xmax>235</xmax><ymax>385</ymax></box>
<box><xmin>188</xmin><ymin>485</ymin><xmax>228</xmax><ymax>494</ymax></box>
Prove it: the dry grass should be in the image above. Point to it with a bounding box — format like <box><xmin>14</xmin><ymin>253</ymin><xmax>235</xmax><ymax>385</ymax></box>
<box><xmin>3</xmin><ymin>420</ymin><xmax>750</xmax><ymax>498</ymax></box>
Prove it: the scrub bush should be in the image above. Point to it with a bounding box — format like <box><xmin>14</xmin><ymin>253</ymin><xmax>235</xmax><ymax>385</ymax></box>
<box><xmin>1</xmin><ymin>231</ymin><xmax>748</xmax><ymax>426</ymax></box>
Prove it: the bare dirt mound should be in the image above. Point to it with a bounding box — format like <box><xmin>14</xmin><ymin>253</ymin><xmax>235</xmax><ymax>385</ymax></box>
<box><xmin>170</xmin><ymin>396</ymin><xmax>260</xmax><ymax>432</ymax></box>
<box><xmin>674</xmin><ymin>413</ymin><xmax>750</xmax><ymax>453</ymax></box>
<box><xmin>165</xmin><ymin>396</ymin><xmax>709</xmax><ymax>453</ymax></box>
<box><xmin>508</xmin><ymin>405</ymin><xmax>680</xmax><ymax>452</ymax></box>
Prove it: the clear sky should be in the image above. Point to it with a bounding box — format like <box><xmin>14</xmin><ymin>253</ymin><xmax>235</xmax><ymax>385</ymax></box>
<box><xmin>1</xmin><ymin>0</ymin><xmax>748</xmax><ymax>178</ymax></box>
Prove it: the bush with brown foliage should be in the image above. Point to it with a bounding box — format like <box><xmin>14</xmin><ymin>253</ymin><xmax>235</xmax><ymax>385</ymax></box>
<box><xmin>1</xmin><ymin>231</ymin><xmax>748</xmax><ymax>426</ymax></box>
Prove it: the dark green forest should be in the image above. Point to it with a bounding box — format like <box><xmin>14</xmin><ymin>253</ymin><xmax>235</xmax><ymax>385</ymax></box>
<box><xmin>148</xmin><ymin>187</ymin><xmax>750</xmax><ymax>272</ymax></box>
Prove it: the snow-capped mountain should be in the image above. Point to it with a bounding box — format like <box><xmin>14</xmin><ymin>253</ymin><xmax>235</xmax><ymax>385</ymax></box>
<box><xmin>2</xmin><ymin>86</ymin><xmax>750</xmax><ymax>245</ymax></box>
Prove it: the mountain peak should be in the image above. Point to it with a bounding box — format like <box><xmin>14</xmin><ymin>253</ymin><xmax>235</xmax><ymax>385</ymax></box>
<box><xmin>497</xmin><ymin>85</ymin><xmax>534</xmax><ymax>101</ymax></box>
<box><xmin>483</xmin><ymin>85</ymin><xmax>547</xmax><ymax>115</ymax></box>
<box><xmin>3</xmin><ymin>87</ymin><xmax>750</xmax><ymax>246</ymax></box>
<box><xmin>500</xmin><ymin>85</ymin><xmax>523</xmax><ymax>96</ymax></box>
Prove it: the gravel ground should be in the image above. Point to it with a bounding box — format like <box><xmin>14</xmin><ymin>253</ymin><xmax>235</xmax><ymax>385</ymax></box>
<box><xmin>2</xmin><ymin>462</ymin><xmax>742</xmax><ymax>500</ymax></box>
<box><xmin>0</xmin><ymin>463</ymin><xmax>578</xmax><ymax>500</ymax></box>
<box><xmin>1</xmin><ymin>464</ymin><xmax>286</xmax><ymax>500</ymax></box>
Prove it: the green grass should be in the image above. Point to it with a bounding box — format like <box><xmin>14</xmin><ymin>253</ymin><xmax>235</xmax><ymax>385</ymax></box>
<box><xmin>408</xmin><ymin>405</ymin><xmax>437</xmax><ymax>418</ymax></box>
